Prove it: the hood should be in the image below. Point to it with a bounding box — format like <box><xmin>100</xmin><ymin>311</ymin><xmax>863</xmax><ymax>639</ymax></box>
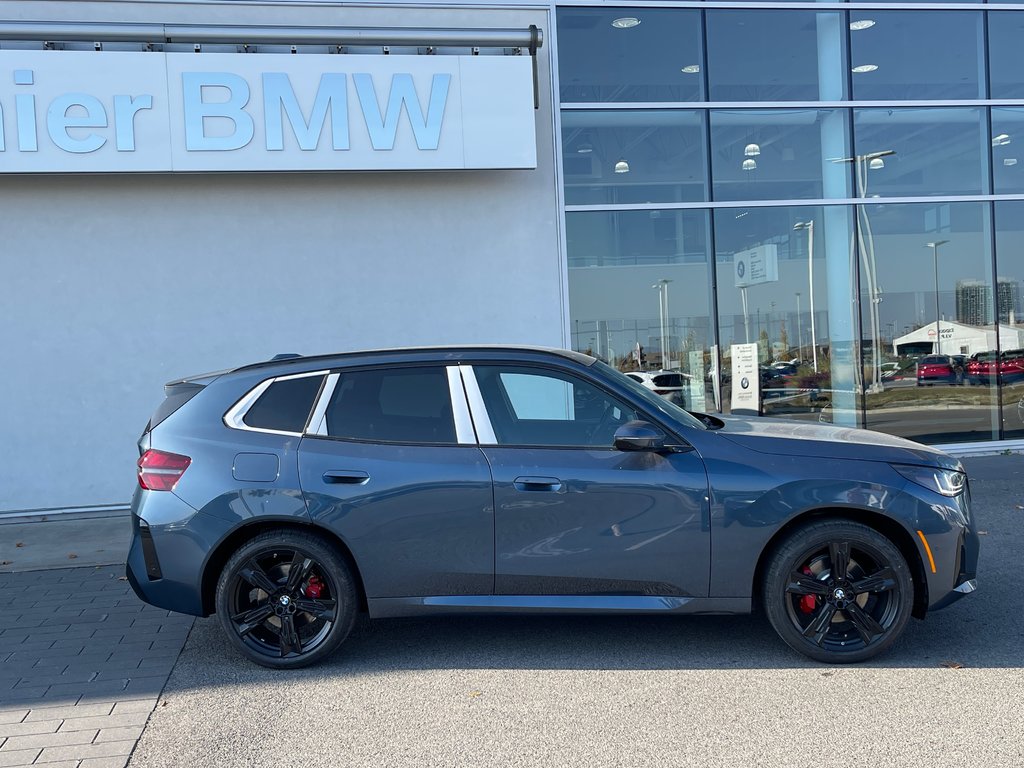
<box><xmin>714</xmin><ymin>415</ymin><xmax>960</xmax><ymax>469</ymax></box>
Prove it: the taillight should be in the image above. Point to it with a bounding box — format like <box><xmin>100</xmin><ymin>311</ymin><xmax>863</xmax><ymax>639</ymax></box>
<box><xmin>654</xmin><ymin>389</ymin><xmax>670</xmax><ymax>395</ymax></box>
<box><xmin>138</xmin><ymin>449</ymin><xmax>191</xmax><ymax>491</ymax></box>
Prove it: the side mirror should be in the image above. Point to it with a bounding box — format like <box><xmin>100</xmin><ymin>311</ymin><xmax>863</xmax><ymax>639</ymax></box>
<box><xmin>613</xmin><ymin>420</ymin><xmax>667</xmax><ymax>452</ymax></box>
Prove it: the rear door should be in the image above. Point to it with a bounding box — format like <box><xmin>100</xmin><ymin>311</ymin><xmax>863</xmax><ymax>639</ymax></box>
<box><xmin>297</xmin><ymin>365</ymin><xmax>494</xmax><ymax>599</ymax></box>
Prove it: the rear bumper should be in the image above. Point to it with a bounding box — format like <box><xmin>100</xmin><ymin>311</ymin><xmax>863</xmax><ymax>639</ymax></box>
<box><xmin>126</xmin><ymin>486</ymin><xmax>233</xmax><ymax>617</ymax></box>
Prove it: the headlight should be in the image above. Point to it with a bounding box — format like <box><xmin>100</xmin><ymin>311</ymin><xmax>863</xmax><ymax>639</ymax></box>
<box><xmin>892</xmin><ymin>464</ymin><xmax>967</xmax><ymax>497</ymax></box>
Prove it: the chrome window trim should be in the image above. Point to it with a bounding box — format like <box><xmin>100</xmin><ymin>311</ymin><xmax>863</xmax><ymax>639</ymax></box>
<box><xmin>459</xmin><ymin>365</ymin><xmax>498</xmax><ymax>445</ymax></box>
<box><xmin>307</xmin><ymin>372</ymin><xmax>340</xmax><ymax>437</ymax></box>
<box><xmin>447</xmin><ymin>366</ymin><xmax>478</xmax><ymax>445</ymax></box>
<box><xmin>222</xmin><ymin>369</ymin><xmax>330</xmax><ymax>437</ymax></box>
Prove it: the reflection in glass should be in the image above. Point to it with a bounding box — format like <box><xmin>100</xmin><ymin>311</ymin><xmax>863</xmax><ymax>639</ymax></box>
<box><xmin>710</xmin><ymin>110</ymin><xmax>852</xmax><ymax>202</ymax></box>
<box><xmin>989</xmin><ymin>13</ymin><xmax>1024</xmax><ymax>99</ymax></box>
<box><xmin>992</xmin><ymin>109</ymin><xmax>1024</xmax><ymax>195</ymax></box>
<box><xmin>557</xmin><ymin>8</ymin><xmax>703</xmax><ymax>103</ymax></box>
<box><xmin>706</xmin><ymin>11</ymin><xmax>846</xmax><ymax>102</ymax></box>
<box><xmin>994</xmin><ymin>203</ymin><xmax>1024</xmax><ymax>440</ymax></box>
<box><xmin>562</xmin><ymin>111</ymin><xmax>708</xmax><ymax>205</ymax></box>
<box><xmin>858</xmin><ymin>203</ymin><xmax>998</xmax><ymax>444</ymax></box>
<box><xmin>848</xmin><ymin>12</ymin><xmax>984</xmax><ymax>101</ymax></box>
<box><xmin>566</xmin><ymin>210</ymin><xmax>715</xmax><ymax>412</ymax></box>
<box><xmin>714</xmin><ymin>206</ymin><xmax>860</xmax><ymax>426</ymax></box>
<box><xmin>852</xmin><ymin>109</ymin><xmax>987</xmax><ymax>198</ymax></box>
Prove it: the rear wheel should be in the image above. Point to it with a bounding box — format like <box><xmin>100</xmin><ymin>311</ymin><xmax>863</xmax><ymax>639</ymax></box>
<box><xmin>215</xmin><ymin>530</ymin><xmax>358</xmax><ymax>669</ymax></box>
<box><xmin>762</xmin><ymin>520</ymin><xmax>913</xmax><ymax>663</ymax></box>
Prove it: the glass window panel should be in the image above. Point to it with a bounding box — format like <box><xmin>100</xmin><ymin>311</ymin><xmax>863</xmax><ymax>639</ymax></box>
<box><xmin>567</xmin><ymin>210</ymin><xmax>715</xmax><ymax>411</ymax></box>
<box><xmin>557</xmin><ymin>8</ymin><xmax>704</xmax><ymax>103</ymax></box>
<box><xmin>706</xmin><ymin>11</ymin><xmax>847</xmax><ymax>102</ymax></box>
<box><xmin>714</xmin><ymin>206</ymin><xmax>861</xmax><ymax>426</ymax></box>
<box><xmin>562</xmin><ymin>111</ymin><xmax>708</xmax><ymax>205</ymax></box>
<box><xmin>710</xmin><ymin>110</ymin><xmax>852</xmax><ymax>202</ymax></box>
<box><xmin>852</xmin><ymin>108</ymin><xmax>987</xmax><ymax>198</ymax></box>
<box><xmin>474</xmin><ymin>366</ymin><xmax>639</xmax><ymax>447</ymax></box>
<box><xmin>989</xmin><ymin>13</ymin><xmax>1024</xmax><ymax>99</ymax></box>
<box><xmin>992</xmin><ymin>109</ymin><xmax>1024</xmax><ymax>193</ymax></box>
<box><xmin>994</xmin><ymin>202</ymin><xmax>1024</xmax><ymax>440</ymax></box>
<box><xmin>858</xmin><ymin>202</ymin><xmax>998</xmax><ymax>444</ymax></box>
<box><xmin>849</xmin><ymin>12</ymin><xmax>984</xmax><ymax>100</ymax></box>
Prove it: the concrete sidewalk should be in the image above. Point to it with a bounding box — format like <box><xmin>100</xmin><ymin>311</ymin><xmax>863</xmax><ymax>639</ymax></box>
<box><xmin>0</xmin><ymin>513</ymin><xmax>193</xmax><ymax>768</ymax></box>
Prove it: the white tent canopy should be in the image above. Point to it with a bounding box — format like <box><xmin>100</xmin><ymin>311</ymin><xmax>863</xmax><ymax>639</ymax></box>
<box><xmin>893</xmin><ymin>321</ymin><xmax>1024</xmax><ymax>356</ymax></box>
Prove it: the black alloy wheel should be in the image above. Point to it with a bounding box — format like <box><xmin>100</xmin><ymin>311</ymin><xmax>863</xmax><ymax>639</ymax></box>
<box><xmin>763</xmin><ymin>520</ymin><xmax>913</xmax><ymax>663</ymax></box>
<box><xmin>215</xmin><ymin>531</ymin><xmax>357</xmax><ymax>669</ymax></box>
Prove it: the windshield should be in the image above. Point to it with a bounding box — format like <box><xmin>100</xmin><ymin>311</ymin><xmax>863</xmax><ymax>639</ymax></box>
<box><xmin>595</xmin><ymin>362</ymin><xmax>707</xmax><ymax>431</ymax></box>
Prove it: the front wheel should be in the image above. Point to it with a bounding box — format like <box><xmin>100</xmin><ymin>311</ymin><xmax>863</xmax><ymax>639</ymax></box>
<box><xmin>215</xmin><ymin>530</ymin><xmax>358</xmax><ymax>669</ymax></box>
<box><xmin>762</xmin><ymin>520</ymin><xmax>913</xmax><ymax>663</ymax></box>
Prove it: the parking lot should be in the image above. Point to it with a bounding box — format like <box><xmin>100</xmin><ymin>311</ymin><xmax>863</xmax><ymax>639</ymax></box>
<box><xmin>2</xmin><ymin>455</ymin><xmax>1023</xmax><ymax>767</ymax></box>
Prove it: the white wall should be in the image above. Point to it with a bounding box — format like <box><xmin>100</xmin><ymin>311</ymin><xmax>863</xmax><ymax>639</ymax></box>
<box><xmin>0</xmin><ymin>0</ymin><xmax>563</xmax><ymax>513</ymax></box>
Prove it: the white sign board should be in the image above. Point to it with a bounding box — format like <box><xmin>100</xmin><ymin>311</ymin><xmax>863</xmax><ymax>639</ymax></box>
<box><xmin>734</xmin><ymin>244</ymin><xmax>779</xmax><ymax>288</ymax></box>
<box><xmin>687</xmin><ymin>350</ymin><xmax>706</xmax><ymax>412</ymax></box>
<box><xmin>0</xmin><ymin>50</ymin><xmax>537</xmax><ymax>172</ymax></box>
<box><xmin>730</xmin><ymin>342</ymin><xmax>761</xmax><ymax>415</ymax></box>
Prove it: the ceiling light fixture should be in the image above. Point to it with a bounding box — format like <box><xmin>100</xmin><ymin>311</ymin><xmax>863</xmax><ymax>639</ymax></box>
<box><xmin>742</xmin><ymin>159</ymin><xmax>757</xmax><ymax>171</ymax></box>
<box><xmin>744</xmin><ymin>143</ymin><xmax>761</xmax><ymax>157</ymax></box>
<box><xmin>611</xmin><ymin>17</ymin><xmax>640</xmax><ymax>28</ymax></box>
<box><xmin>992</xmin><ymin>134</ymin><xmax>1012</xmax><ymax>147</ymax></box>
<box><xmin>852</xmin><ymin>64</ymin><xmax>879</xmax><ymax>74</ymax></box>
<box><xmin>1005</xmin><ymin>158</ymin><xmax>1018</xmax><ymax>167</ymax></box>
<box><xmin>849</xmin><ymin>19</ymin><xmax>876</xmax><ymax>31</ymax></box>
<box><xmin>577</xmin><ymin>143</ymin><xmax>593</xmax><ymax>154</ymax></box>
<box><xmin>680</xmin><ymin>64</ymin><xmax>701</xmax><ymax>74</ymax></box>
<box><xmin>614</xmin><ymin>159</ymin><xmax>630</xmax><ymax>173</ymax></box>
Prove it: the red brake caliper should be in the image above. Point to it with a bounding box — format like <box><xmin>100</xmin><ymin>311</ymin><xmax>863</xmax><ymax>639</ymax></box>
<box><xmin>799</xmin><ymin>567</ymin><xmax>818</xmax><ymax>614</ymax></box>
<box><xmin>304</xmin><ymin>575</ymin><xmax>323</xmax><ymax>599</ymax></box>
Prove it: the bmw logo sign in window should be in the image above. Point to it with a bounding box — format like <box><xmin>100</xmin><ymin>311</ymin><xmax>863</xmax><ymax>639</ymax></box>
<box><xmin>737</xmin><ymin>260</ymin><xmax>746</xmax><ymax>279</ymax></box>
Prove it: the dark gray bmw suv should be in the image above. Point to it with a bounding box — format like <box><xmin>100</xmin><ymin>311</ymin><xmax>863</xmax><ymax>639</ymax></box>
<box><xmin>127</xmin><ymin>346</ymin><xmax>978</xmax><ymax>668</ymax></box>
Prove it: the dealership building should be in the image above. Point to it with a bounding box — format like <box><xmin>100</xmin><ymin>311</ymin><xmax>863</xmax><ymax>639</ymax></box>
<box><xmin>3</xmin><ymin>0</ymin><xmax>1024</xmax><ymax>517</ymax></box>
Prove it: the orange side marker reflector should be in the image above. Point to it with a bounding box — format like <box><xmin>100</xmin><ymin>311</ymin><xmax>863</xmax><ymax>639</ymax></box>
<box><xmin>917</xmin><ymin>530</ymin><xmax>938</xmax><ymax>574</ymax></box>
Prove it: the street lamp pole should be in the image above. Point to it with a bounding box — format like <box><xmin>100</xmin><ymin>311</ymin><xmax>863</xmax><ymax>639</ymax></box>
<box><xmin>652</xmin><ymin>279</ymin><xmax>672</xmax><ymax>368</ymax></box>
<box><xmin>793</xmin><ymin>220</ymin><xmax>818</xmax><ymax>372</ymax></box>
<box><xmin>795</xmin><ymin>292</ymin><xmax>804</xmax><ymax>362</ymax></box>
<box><xmin>926</xmin><ymin>240</ymin><xmax>949</xmax><ymax>355</ymax></box>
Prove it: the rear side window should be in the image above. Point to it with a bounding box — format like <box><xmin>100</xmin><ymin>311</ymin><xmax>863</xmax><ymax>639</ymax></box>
<box><xmin>325</xmin><ymin>367</ymin><xmax>456</xmax><ymax>444</ymax></box>
<box><xmin>243</xmin><ymin>375</ymin><xmax>325</xmax><ymax>433</ymax></box>
<box><xmin>653</xmin><ymin>374</ymin><xmax>683</xmax><ymax>387</ymax></box>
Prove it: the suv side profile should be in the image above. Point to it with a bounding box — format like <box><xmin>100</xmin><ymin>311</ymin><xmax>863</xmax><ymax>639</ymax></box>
<box><xmin>127</xmin><ymin>347</ymin><xmax>978</xmax><ymax>668</ymax></box>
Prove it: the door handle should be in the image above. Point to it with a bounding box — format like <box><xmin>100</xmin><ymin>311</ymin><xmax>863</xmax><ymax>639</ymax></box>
<box><xmin>322</xmin><ymin>470</ymin><xmax>370</xmax><ymax>485</ymax></box>
<box><xmin>513</xmin><ymin>476</ymin><xmax>563</xmax><ymax>492</ymax></box>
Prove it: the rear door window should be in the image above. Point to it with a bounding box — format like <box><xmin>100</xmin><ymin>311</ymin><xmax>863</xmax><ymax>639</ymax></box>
<box><xmin>325</xmin><ymin>367</ymin><xmax>456</xmax><ymax>444</ymax></box>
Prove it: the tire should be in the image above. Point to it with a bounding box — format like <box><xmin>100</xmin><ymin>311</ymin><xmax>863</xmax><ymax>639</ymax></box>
<box><xmin>215</xmin><ymin>530</ymin><xmax>358</xmax><ymax>669</ymax></box>
<box><xmin>762</xmin><ymin>520</ymin><xmax>913</xmax><ymax>664</ymax></box>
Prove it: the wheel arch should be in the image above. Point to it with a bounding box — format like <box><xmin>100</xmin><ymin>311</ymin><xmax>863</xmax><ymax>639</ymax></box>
<box><xmin>199</xmin><ymin>519</ymin><xmax>368</xmax><ymax>617</ymax></box>
<box><xmin>752</xmin><ymin>507</ymin><xmax>929</xmax><ymax>619</ymax></box>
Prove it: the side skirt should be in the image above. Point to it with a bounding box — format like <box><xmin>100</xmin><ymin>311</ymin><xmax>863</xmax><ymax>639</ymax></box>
<box><xmin>367</xmin><ymin>594</ymin><xmax>751</xmax><ymax>619</ymax></box>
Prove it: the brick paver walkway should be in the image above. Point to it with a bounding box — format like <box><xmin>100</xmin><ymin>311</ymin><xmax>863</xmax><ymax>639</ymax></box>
<box><xmin>0</xmin><ymin>566</ymin><xmax>193</xmax><ymax>767</ymax></box>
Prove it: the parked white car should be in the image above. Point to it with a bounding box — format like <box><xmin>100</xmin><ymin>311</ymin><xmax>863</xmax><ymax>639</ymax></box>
<box><xmin>624</xmin><ymin>371</ymin><xmax>690</xmax><ymax>406</ymax></box>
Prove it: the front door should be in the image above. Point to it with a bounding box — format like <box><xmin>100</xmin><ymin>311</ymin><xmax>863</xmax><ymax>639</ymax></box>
<box><xmin>467</xmin><ymin>364</ymin><xmax>710</xmax><ymax>598</ymax></box>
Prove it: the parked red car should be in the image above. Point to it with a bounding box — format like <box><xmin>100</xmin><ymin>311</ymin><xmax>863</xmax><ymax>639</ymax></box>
<box><xmin>966</xmin><ymin>352</ymin><xmax>999</xmax><ymax>385</ymax></box>
<box><xmin>1000</xmin><ymin>349</ymin><xmax>1024</xmax><ymax>383</ymax></box>
<box><xmin>917</xmin><ymin>355</ymin><xmax>958</xmax><ymax>385</ymax></box>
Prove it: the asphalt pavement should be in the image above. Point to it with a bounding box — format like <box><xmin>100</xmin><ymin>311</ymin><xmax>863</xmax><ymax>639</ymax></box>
<box><xmin>127</xmin><ymin>455</ymin><xmax>1024</xmax><ymax>768</ymax></box>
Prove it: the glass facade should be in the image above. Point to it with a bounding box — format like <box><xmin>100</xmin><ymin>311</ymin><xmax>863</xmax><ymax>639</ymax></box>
<box><xmin>558</xmin><ymin>4</ymin><xmax>1024</xmax><ymax>445</ymax></box>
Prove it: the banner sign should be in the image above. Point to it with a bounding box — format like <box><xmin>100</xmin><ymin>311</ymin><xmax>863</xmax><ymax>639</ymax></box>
<box><xmin>730</xmin><ymin>342</ymin><xmax>761</xmax><ymax>416</ymax></box>
<box><xmin>0</xmin><ymin>50</ymin><xmax>537</xmax><ymax>173</ymax></box>
<box><xmin>734</xmin><ymin>244</ymin><xmax>779</xmax><ymax>288</ymax></box>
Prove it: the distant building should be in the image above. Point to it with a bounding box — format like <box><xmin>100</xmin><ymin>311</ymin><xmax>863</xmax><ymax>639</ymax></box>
<box><xmin>955</xmin><ymin>278</ymin><xmax>1021</xmax><ymax>326</ymax></box>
